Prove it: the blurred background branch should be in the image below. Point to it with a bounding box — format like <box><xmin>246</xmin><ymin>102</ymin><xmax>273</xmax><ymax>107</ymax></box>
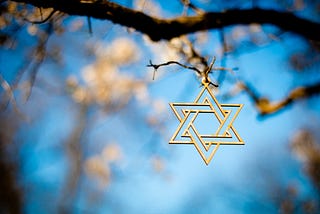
<box><xmin>240</xmin><ymin>81</ymin><xmax>320</xmax><ymax>115</ymax></box>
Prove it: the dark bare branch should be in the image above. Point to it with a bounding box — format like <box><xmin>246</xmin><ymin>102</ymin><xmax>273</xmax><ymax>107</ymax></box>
<box><xmin>11</xmin><ymin>0</ymin><xmax>320</xmax><ymax>42</ymax></box>
<box><xmin>147</xmin><ymin>60</ymin><xmax>201</xmax><ymax>74</ymax></box>
<box><xmin>147</xmin><ymin>60</ymin><xmax>221</xmax><ymax>87</ymax></box>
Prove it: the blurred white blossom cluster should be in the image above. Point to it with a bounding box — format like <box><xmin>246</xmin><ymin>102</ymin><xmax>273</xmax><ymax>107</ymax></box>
<box><xmin>66</xmin><ymin>37</ymin><xmax>148</xmax><ymax>110</ymax></box>
<box><xmin>134</xmin><ymin>0</ymin><xmax>161</xmax><ymax>16</ymax></box>
<box><xmin>84</xmin><ymin>143</ymin><xmax>122</xmax><ymax>187</ymax></box>
<box><xmin>291</xmin><ymin>130</ymin><xmax>320</xmax><ymax>163</ymax></box>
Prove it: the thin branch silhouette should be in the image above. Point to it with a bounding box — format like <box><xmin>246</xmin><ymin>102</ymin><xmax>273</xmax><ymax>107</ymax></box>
<box><xmin>147</xmin><ymin>60</ymin><xmax>201</xmax><ymax>74</ymax></box>
<box><xmin>24</xmin><ymin>9</ymin><xmax>57</xmax><ymax>24</ymax></box>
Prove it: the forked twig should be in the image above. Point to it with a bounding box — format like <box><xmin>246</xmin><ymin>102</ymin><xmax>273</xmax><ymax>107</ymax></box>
<box><xmin>147</xmin><ymin>60</ymin><xmax>201</xmax><ymax>80</ymax></box>
<box><xmin>147</xmin><ymin>58</ymin><xmax>221</xmax><ymax>87</ymax></box>
<box><xmin>147</xmin><ymin>60</ymin><xmax>201</xmax><ymax>74</ymax></box>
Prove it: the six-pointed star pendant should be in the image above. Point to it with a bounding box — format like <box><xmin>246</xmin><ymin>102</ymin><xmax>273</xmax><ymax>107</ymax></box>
<box><xmin>169</xmin><ymin>83</ymin><xmax>244</xmax><ymax>165</ymax></box>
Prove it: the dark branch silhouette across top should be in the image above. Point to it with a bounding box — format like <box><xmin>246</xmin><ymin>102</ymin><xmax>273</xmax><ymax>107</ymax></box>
<box><xmin>12</xmin><ymin>0</ymin><xmax>320</xmax><ymax>42</ymax></box>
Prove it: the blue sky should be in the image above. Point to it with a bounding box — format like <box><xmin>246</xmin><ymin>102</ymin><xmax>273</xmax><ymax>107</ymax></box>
<box><xmin>1</xmin><ymin>0</ymin><xmax>320</xmax><ymax>213</ymax></box>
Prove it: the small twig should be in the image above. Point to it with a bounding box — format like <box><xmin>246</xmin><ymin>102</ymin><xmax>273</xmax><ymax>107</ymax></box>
<box><xmin>24</xmin><ymin>9</ymin><xmax>57</xmax><ymax>24</ymax></box>
<box><xmin>147</xmin><ymin>60</ymin><xmax>201</xmax><ymax>75</ymax></box>
<box><xmin>87</xmin><ymin>16</ymin><xmax>92</xmax><ymax>35</ymax></box>
<box><xmin>180</xmin><ymin>0</ymin><xmax>204</xmax><ymax>14</ymax></box>
<box><xmin>200</xmin><ymin>56</ymin><xmax>218</xmax><ymax>87</ymax></box>
<box><xmin>205</xmin><ymin>56</ymin><xmax>216</xmax><ymax>75</ymax></box>
<box><xmin>152</xmin><ymin>69</ymin><xmax>156</xmax><ymax>81</ymax></box>
<box><xmin>212</xmin><ymin>66</ymin><xmax>237</xmax><ymax>74</ymax></box>
<box><xmin>147</xmin><ymin>59</ymin><xmax>219</xmax><ymax>87</ymax></box>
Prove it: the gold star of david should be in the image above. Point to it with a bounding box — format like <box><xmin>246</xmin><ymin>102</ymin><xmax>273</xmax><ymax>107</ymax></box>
<box><xmin>169</xmin><ymin>83</ymin><xmax>244</xmax><ymax>165</ymax></box>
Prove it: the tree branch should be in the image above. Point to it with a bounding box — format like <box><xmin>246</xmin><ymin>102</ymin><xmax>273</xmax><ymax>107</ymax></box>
<box><xmin>241</xmin><ymin>81</ymin><xmax>320</xmax><ymax>115</ymax></box>
<box><xmin>23</xmin><ymin>9</ymin><xmax>57</xmax><ymax>24</ymax></box>
<box><xmin>147</xmin><ymin>60</ymin><xmax>201</xmax><ymax>74</ymax></box>
<box><xmin>147</xmin><ymin>59</ymin><xmax>222</xmax><ymax>87</ymax></box>
<box><xmin>12</xmin><ymin>0</ymin><xmax>320</xmax><ymax>42</ymax></box>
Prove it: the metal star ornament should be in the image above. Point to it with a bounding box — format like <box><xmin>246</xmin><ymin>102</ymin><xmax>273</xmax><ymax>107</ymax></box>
<box><xmin>169</xmin><ymin>82</ymin><xmax>244</xmax><ymax>165</ymax></box>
